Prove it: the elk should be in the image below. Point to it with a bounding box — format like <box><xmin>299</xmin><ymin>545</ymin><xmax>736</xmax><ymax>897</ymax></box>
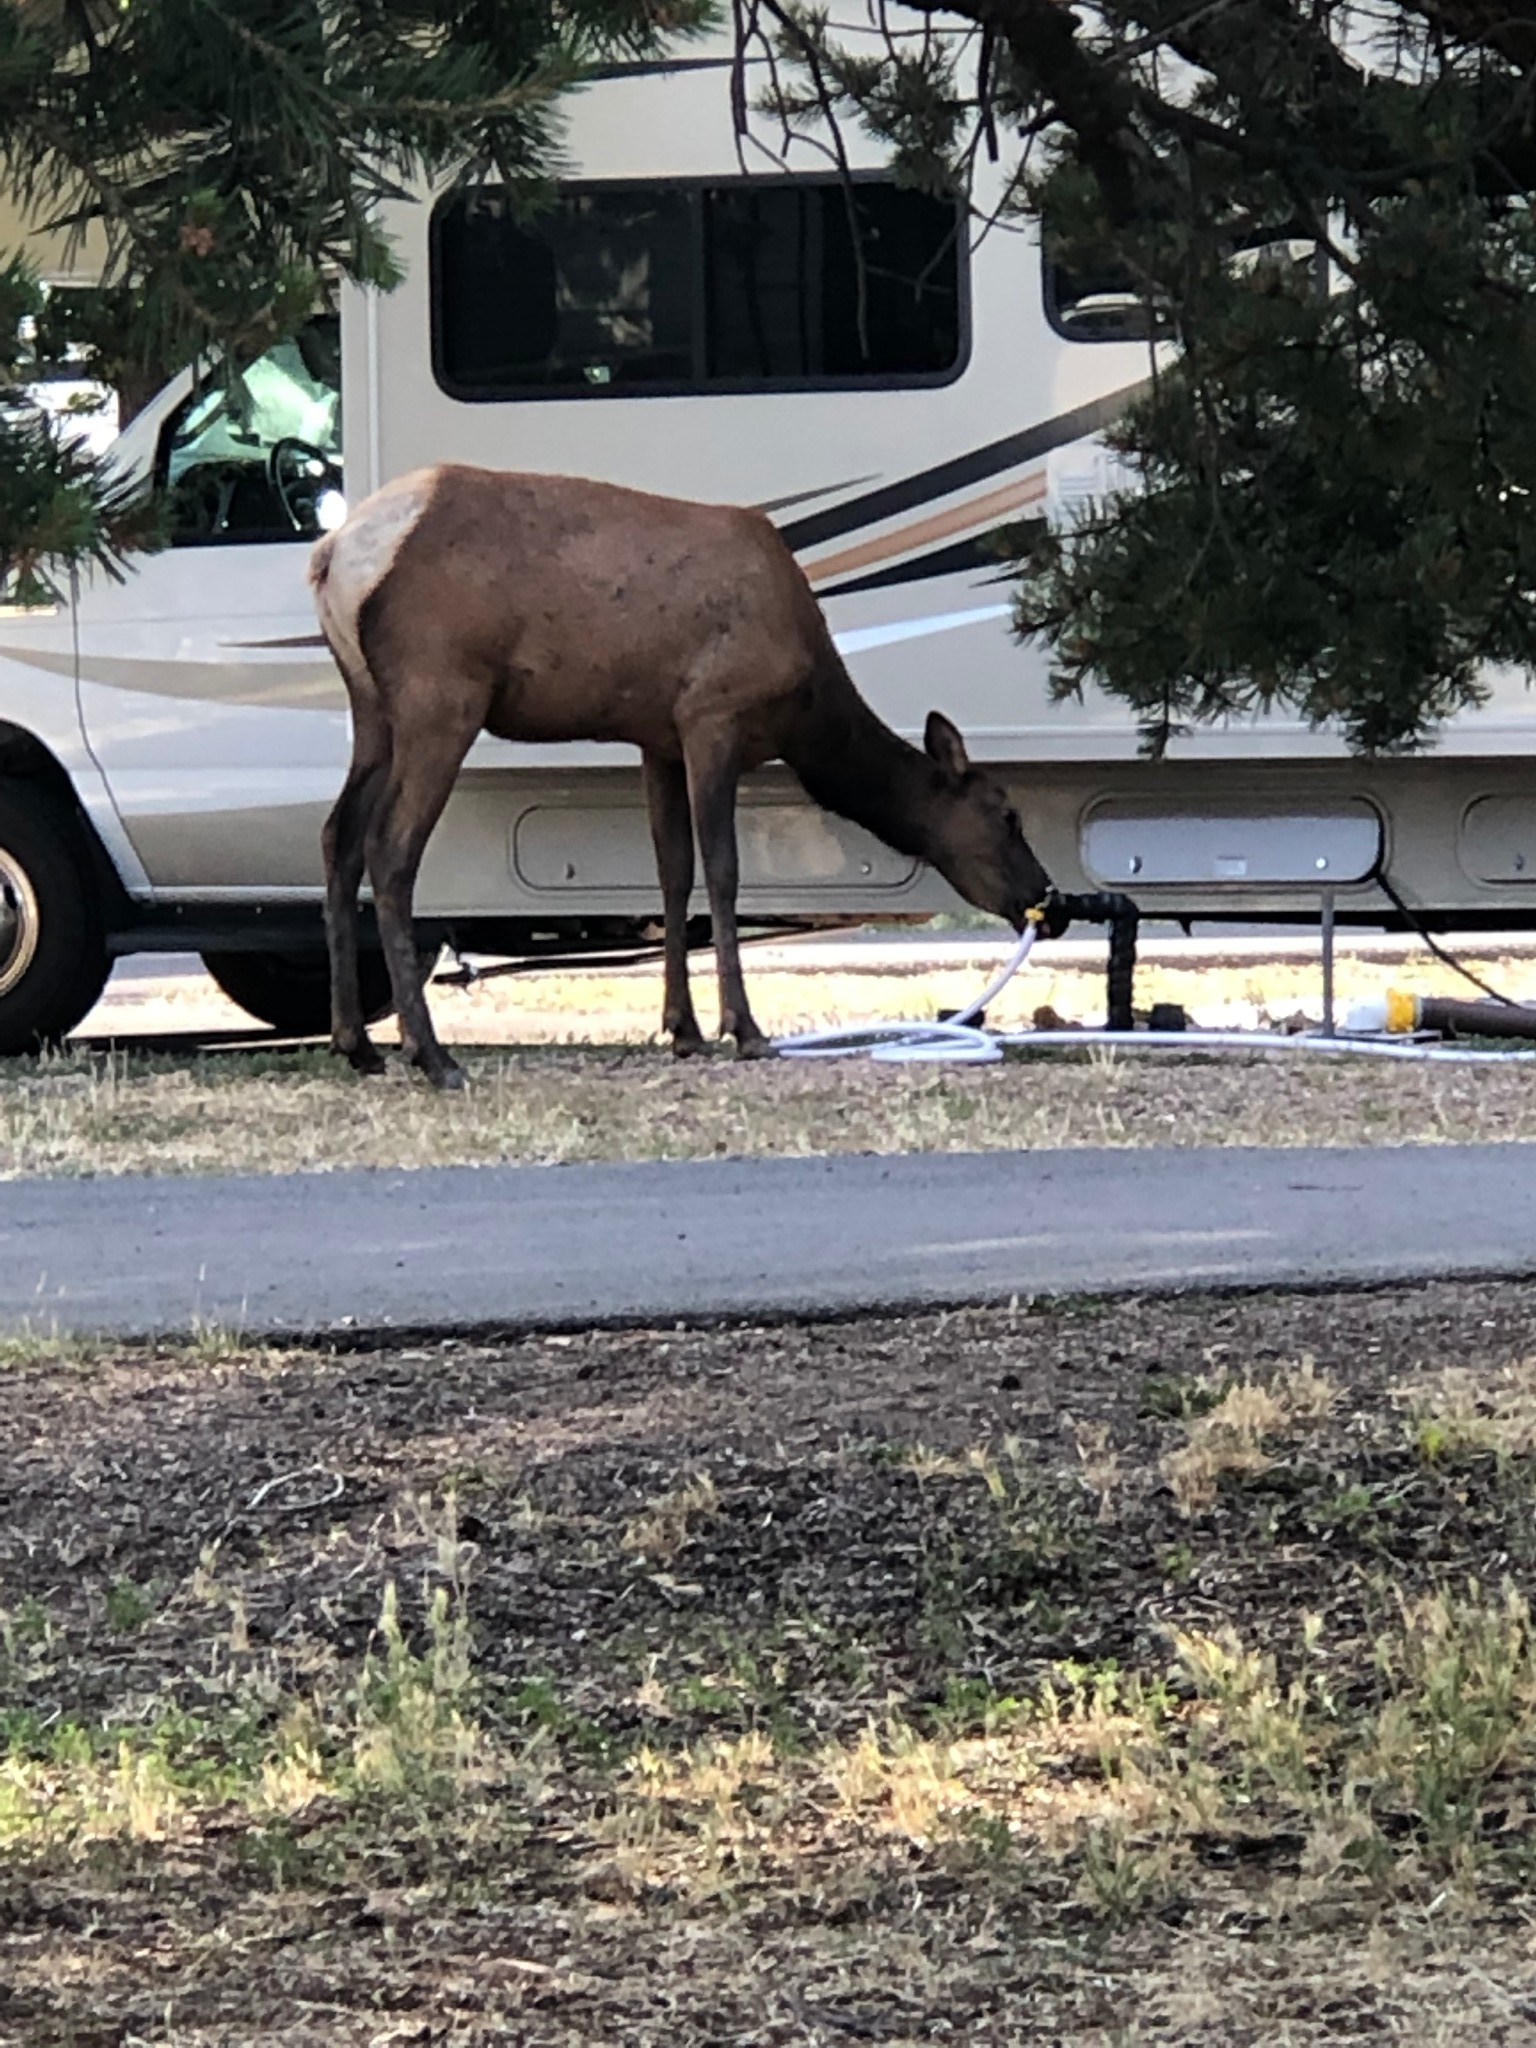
<box><xmin>311</xmin><ymin>465</ymin><xmax>1059</xmax><ymax>1091</ymax></box>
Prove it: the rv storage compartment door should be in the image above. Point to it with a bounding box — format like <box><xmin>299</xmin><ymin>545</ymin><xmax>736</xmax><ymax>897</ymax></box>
<box><xmin>513</xmin><ymin>797</ymin><xmax>918</xmax><ymax>896</ymax></box>
<box><xmin>1082</xmin><ymin>800</ymin><xmax>1382</xmax><ymax>886</ymax></box>
<box><xmin>1459</xmin><ymin>797</ymin><xmax>1536</xmax><ymax>883</ymax></box>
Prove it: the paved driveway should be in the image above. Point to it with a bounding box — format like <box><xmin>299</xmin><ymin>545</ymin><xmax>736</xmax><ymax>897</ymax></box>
<box><xmin>3</xmin><ymin>1143</ymin><xmax>1533</xmax><ymax>1339</ymax></box>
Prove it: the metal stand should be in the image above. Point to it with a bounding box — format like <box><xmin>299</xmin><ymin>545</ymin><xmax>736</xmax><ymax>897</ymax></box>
<box><xmin>1320</xmin><ymin>887</ymin><xmax>1336</xmax><ymax>1037</ymax></box>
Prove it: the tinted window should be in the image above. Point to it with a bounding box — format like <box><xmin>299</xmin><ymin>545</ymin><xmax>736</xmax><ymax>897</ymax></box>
<box><xmin>1044</xmin><ymin>246</ymin><xmax>1164</xmax><ymax>344</ymax></box>
<box><xmin>434</xmin><ymin>179</ymin><xmax>964</xmax><ymax>397</ymax></box>
<box><xmin>437</xmin><ymin>188</ymin><xmax>695</xmax><ymax>393</ymax></box>
<box><xmin>1046</xmin><ymin>232</ymin><xmax>1318</xmax><ymax>342</ymax></box>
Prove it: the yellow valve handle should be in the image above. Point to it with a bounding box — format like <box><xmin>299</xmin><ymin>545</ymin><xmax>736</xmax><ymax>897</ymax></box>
<box><xmin>1383</xmin><ymin>987</ymin><xmax>1421</xmax><ymax>1034</ymax></box>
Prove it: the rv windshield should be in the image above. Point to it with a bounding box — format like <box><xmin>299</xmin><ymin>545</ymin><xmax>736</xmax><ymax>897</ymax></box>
<box><xmin>158</xmin><ymin>317</ymin><xmax>342</xmax><ymax>544</ymax></box>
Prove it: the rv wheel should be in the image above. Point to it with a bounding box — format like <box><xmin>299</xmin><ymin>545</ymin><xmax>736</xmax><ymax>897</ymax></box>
<box><xmin>201</xmin><ymin>946</ymin><xmax>434</xmax><ymax>1038</ymax></box>
<box><xmin>0</xmin><ymin>780</ymin><xmax>111</xmax><ymax>1056</ymax></box>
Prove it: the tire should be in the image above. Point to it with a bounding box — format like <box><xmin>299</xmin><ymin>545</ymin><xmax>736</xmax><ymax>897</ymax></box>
<box><xmin>0</xmin><ymin>780</ymin><xmax>110</xmax><ymax>1056</ymax></box>
<box><xmin>201</xmin><ymin>944</ymin><xmax>439</xmax><ymax>1038</ymax></box>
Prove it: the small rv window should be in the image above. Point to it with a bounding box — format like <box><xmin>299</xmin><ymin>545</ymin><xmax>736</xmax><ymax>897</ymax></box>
<box><xmin>1043</xmin><ymin>249</ymin><xmax>1164</xmax><ymax>345</ymax></box>
<box><xmin>432</xmin><ymin>177</ymin><xmax>965</xmax><ymax>398</ymax></box>
<box><xmin>1045</xmin><ymin>233</ymin><xmax>1320</xmax><ymax>343</ymax></box>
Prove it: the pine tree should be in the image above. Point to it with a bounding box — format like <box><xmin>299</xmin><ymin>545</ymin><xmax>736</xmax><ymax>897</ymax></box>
<box><xmin>741</xmin><ymin>0</ymin><xmax>1536</xmax><ymax>751</ymax></box>
<box><xmin>0</xmin><ymin>0</ymin><xmax>702</xmax><ymax>599</ymax></box>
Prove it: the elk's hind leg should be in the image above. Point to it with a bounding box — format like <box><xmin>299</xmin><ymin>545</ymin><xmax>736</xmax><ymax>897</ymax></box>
<box><xmin>642</xmin><ymin>750</ymin><xmax>704</xmax><ymax>1056</ymax></box>
<box><xmin>322</xmin><ymin>672</ymin><xmax>390</xmax><ymax>1074</ymax></box>
<box><xmin>683</xmin><ymin>725</ymin><xmax>774</xmax><ymax>1060</ymax></box>
<box><xmin>362</xmin><ymin>696</ymin><xmax>477</xmax><ymax>1092</ymax></box>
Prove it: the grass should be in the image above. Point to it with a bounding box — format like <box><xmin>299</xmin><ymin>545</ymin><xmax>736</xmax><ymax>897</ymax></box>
<box><xmin>1399</xmin><ymin>1353</ymin><xmax>1536</xmax><ymax>1463</ymax></box>
<box><xmin>3</xmin><ymin>932</ymin><xmax>1536</xmax><ymax>1177</ymax></box>
<box><xmin>0</xmin><ymin>1323</ymin><xmax>102</xmax><ymax>1368</ymax></box>
<box><xmin>1161</xmin><ymin>1357</ymin><xmax>1336</xmax><ymax>1514</ymax></box>
<box><xmin>5</xmin><ymin>1281</ymin><xmax>1536</xmax><ymax>2040</ymax></box>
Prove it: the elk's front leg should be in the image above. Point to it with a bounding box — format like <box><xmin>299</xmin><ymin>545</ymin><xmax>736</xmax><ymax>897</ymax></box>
<box><xmin>642</xmin><ymin>750</ymin><xmax>704</xmax><ymax>1056</ymax></box>
<box><xmin>684</xmin><ymin>730</ymin><xmax>774</xmax><ymax>1059</ymax></box>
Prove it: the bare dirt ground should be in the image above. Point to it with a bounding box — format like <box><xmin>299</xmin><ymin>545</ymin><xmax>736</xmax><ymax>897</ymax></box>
<box><xmin>6</xmin><ymin>936</ymin><xmax>1536</xmax><ymax>1177</ymax></box>
<box><xmin>5</xmin><ymin>1281</ymin><xmax>1536</xmax><ymax>2043</ymax></box>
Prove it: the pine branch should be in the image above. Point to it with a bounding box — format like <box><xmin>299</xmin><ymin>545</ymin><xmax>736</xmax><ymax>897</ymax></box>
<box><xmin>0</xmin><ymin>0</ymin><xmax>692</xmax><ymax>584</ymax></box>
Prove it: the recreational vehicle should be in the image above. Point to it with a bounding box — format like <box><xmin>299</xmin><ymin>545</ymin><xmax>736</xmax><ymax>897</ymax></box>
<box><xmin>3</xmin><ymin>42</ymin><xmax>1536</xmax><ymax>1050</ymax></box>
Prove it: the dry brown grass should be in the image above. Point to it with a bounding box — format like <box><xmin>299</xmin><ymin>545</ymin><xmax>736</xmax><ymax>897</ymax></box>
<box><xmin>1162</xmin><ymin>1357</ymin><xmax>1338</xmax><ymax>1514</ymax></box>
<box><xmin>5</xmin><ymin>1028</ymin><xmax>1536</xmax><ymax>1179</ymax></box>
<box><xmin>1396</xmin><ymin>1352</ymin><xmax>1536</xmax><ymax>1462</ymax></box>
<box><xmin>621</xmin><ymin>1471</ymin><xmax>721</xmax><ymax>1565</ymax></box>
<box><xmin>0</xmin><ymin>937</ymin><xmax>1529</xmax><ymax>1179</ymax></box>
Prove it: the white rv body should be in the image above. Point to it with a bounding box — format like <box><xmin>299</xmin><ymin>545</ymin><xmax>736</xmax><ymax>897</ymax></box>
<box><xmin>4</xmin><ymin>36</ymin><xmax>1536</xmax><ymax>1041</ymax></box>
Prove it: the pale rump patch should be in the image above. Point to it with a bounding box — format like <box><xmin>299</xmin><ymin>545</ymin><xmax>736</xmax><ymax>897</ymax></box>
<box><xmin>309</xmin><ymin>469</ymin><xmax>437</xmax><ymax>678</ymax></box>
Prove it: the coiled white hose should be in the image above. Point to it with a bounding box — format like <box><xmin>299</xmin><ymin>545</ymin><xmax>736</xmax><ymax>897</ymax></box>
<box><xmin>771</xmin><ymin>928</ymin><xmax>1536</xmax><ymax>1066</ymax></box>
<box><xmin>773</xmin><ymin>925</ymin><xmax>1041</xmax><ymax>1064</ymax></box>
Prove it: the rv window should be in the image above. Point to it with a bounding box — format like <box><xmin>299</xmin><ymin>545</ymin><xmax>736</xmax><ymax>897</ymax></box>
<box><xmin>1043</xmin><ymin>249</ymin><xmax>1163</xmax><ymax>344</ymax></box>
<box><xmin>158</xmin><ymin>317</ymin><xmax>343</xmax><ymax>546</ymax></box>
<box><xmin>1046</xmin><ymin>233</ymin><xmax>1320</xmax><ymax>343</ymax></box>
<box><xmin>433</xmin><ymin>178</ymin><xmax>964</xmax><ymax>397</ymax></box>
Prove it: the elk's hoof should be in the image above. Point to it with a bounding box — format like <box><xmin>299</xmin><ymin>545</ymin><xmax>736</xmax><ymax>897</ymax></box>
<box><xmin>671</xmin><ymin>1030</ymin><xmax>706</xmax><ymax>1059</ymax></box>
<box><xmin>733</xmin><ymin>1035</ymin><xmax>778</xmax><ymax>1062</ymax></box>
<box><xmin>337</xmin><ymin>1038</ymin><xmax>387</xmax><ymax>1077</ymax></box>
<box><xmin>411</xmin><ymin>1048</ymin><xmax>468</xmax><ymax>1091</ymax></box>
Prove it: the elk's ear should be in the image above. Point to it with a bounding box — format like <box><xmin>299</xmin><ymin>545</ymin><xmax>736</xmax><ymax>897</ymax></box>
<box><xmin>924</xmin><ymin>710</ymin><xmax>970</xmax><ymax>781</ymax></box>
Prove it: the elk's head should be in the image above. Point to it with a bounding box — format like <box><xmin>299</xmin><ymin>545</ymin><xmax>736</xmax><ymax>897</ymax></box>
<box><xmin>921</xmin><ymin>711</ymin><xmax>1061</xmax><ymax>934</ymax></box>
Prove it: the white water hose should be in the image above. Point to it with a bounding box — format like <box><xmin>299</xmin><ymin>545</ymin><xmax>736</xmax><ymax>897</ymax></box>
<box><xmin>774</xmin><ymin>922</ymin><xmax>1044</xmax><ymax>1064</ymax></box>
<box><xmin>771</xmin><ymin>927</ymin><xmax>1536</xmax><ymax>1066</ymax></box>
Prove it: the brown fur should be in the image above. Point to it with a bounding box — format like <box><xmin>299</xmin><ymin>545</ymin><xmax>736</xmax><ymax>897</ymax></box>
<box><xmin>312</xmin><ymin>466</ymin><xmax>1055</xmax><ymax>1088</ymax></box>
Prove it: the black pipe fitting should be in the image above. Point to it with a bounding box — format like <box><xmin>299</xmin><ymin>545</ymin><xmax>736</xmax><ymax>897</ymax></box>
<box><xmin>1048</xmin><ymin>889</ymin><xmax>1141</xmax><ymax>1032</ymax></box>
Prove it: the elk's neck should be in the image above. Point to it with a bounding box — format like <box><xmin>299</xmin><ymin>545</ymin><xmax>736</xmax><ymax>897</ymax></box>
<box><xmin>781</xmin><ymin>666</ymin><xmax>939</xmax><ymax>863</ymax></box>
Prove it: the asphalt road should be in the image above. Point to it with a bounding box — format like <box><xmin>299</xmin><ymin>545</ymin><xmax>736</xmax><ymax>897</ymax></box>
<box><xmin>3</xmin><ymin>1143</ymin><xmax>1534</xmax><ymax>1340</ymax></box>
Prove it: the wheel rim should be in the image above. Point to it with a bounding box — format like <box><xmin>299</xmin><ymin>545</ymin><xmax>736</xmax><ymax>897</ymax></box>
<box><xmin>0</xmin><ymin>844</ymin><xmax>40</xmax><ymax>1000</ymax></box>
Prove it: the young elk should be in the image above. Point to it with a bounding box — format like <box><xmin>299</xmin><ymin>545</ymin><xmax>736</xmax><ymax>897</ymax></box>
<box><xmin>311</xmin><ymin>465</ymin><xmax>1060</xmax><ymax>1090</ymax></box>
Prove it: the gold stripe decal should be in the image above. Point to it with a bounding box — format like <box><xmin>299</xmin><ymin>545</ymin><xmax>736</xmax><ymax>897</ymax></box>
<box><xmin>805</xmin><ymin>471</ymin><xmax>1047</xmax><ymax>587</ymax></box>
<box><xmin>0</xmin><ymin>638</ymin><xmax>345</xmax><ymax>710</ymax></box>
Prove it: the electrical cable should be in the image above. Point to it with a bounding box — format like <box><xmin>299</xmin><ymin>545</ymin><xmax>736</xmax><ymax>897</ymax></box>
<box><xmin>1374</xmin><ymin>869</ymin><xmax>1519</xmax><ymax>1007</ymax></box>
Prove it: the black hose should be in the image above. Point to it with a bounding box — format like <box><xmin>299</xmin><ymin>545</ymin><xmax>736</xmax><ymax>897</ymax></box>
<box><xmin>1050</xmin><ymin>889</ymin><xmax>1141</xmax><ymax>1031</ymax></box>
<box><xmin>1374</xmin><ymin>870</ymin><xmax>1518</xmax><ymax>1007</ymax></box>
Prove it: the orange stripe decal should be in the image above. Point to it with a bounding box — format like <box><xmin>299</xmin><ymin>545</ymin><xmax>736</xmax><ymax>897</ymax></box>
<box><xmin>805</xmin><ymin>471</ymin><xmax>1047</xmax><ymax>586</ymax></box>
